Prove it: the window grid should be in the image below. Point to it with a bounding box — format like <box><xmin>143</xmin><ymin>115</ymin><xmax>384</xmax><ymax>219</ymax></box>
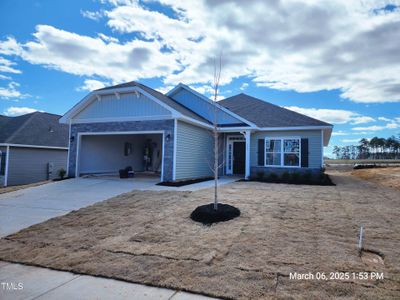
<box><xmin>265</xmin><ymin>138</ymin><xmax>301</xmax><ymax>168</ymax></box>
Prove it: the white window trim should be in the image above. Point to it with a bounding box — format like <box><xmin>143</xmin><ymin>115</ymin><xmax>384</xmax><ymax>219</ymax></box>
<box><xmin>225</xmin><ymin>135</ymin><xmax>245</xmax><ymax>175</ymax></box>
<box><xmin>264</xmin><ymin>137</ymin><xmax>301</xmax><ymax>168</ymax></box>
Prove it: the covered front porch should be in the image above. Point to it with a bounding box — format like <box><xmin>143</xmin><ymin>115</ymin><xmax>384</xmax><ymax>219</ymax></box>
<box><xmin>220</xmin><ymin>130</ymin><xmax>251</xmax><ymax>179</ymax></box>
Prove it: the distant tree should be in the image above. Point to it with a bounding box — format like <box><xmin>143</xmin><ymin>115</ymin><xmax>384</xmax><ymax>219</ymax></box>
<box><xmin>331</xmin><ymin>134</ymin><xmax>400</xmax><ymax>160</ymax></box>
<box><xmin>358</xmin><ymin>138</ymin><xmax>370</xmax><ymax>159</ymax></box>
<box><xmin>369</xmin><ymin>137</ymin><xmax>379</xmax><ymax>159</ymax></box>
<box><xmin>333</xmin><ymin>146</ymin><xmax>341</xmax><ymax>159</ymax></box>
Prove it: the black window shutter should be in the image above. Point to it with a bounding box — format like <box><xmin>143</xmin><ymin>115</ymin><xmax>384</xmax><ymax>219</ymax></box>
<box><xmin>257</xmin><ymin>139</ymin><xmax>265</xmax><ymax>166</ymax></box>
<box><xmin>301</xmin><ymin>138</ymin><xmax>309</xmax><ymax>167</ymax></box>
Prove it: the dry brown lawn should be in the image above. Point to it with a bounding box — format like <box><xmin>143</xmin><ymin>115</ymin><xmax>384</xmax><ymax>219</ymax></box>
<box><xmin>351</xmin><ymin>167</ymin><xmax>400</xmax><ymax>191</ymax></box>
<box><xmin>0</xmin><ymin>173</ymin><xmax>399</xmax><ymax>299</ymax></box>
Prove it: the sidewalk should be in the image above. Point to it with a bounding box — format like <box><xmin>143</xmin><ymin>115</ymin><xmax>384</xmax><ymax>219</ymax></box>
<box><xmin>0</xmin><ymin>262</ymin><xmax>217</xmax><ymax>300</ymax></box>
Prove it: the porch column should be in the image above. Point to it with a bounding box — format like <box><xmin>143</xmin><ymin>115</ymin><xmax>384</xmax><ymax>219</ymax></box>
<box><xmin>245</xmin><ymin>130</ymin><xmax>251</xmax><ymax>179</ymax></box>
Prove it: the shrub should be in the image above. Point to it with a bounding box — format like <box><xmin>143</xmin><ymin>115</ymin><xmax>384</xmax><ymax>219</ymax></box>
<box><xmin>58</xmin><ymin>168</ymin><xmax>66</xmax><ymax>179</ymax></box>
<box><xmin>256</xmin><ymin>171</ymin><xmax>264</xmax><ymax>181</ymax></box>
<box><xmin>318</xmin><ymin>172</ymin><xmax>325</xmax><ymax>182</ymax></box>
<box><xmin>291</xmin><ymin>172</ymin><xmax>300</xmax><ymax>183</ymax></box>
<box><xmin>281</xmin><ymin>171</ymin><xmax>290</xmax><ymax>182</ymax></box>
<box><xmin>303</xmin><ymin>171</ymin><xmax>312</xmax><ymax>183</ymax></box>
<box><xmin>269</xmin><ymin>172</ymin><xmax>278</xmax><ymax>182</ymax></box>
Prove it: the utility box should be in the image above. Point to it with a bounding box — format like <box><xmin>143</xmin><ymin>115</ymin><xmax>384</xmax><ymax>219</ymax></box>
<box><xmin>47</xmin><ymin>162</ymin><xmax>54</xmax><ymax>180</ymax></box>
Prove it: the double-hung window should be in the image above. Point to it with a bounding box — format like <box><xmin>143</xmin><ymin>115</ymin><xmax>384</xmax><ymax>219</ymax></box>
<box><xmin>265</xmin><ymin>138</ymin><xmax>300</xmax><ymax>167</ymax></box>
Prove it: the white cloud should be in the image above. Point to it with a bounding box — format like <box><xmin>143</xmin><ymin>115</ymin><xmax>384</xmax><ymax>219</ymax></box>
<box><xmin>0</xmin><ymin>74</ymin><xmax>11</xmax><ymax>80</ymax></box>
<box><xmin>378</xmin><ymin>116</ymin><xmax>391</xmax><ymax>121</ymax></box>
<box><xmin>0</xmin><ymin>81</ymin><xmax>28</xmax><ymax>99</ymax></box>
<box><xmin>81</xmin><ymin>10</ymin><xmax>104</xmax><ymax>21</ymax></box>
<box><xmin>0</xmin><ymin>56</ymin><xmax>21</xmax><ymax>74</ymax></box>
<box><xmin>3</xmin><ymin>106</ymin><xmax>41</xmax><ymax>116</ymax></box>
<box><xmin>77</xmin><ymin>79</ymin><xmax>109</xmax><ymax>91</ymax></box>
<box><xmin>341</xmin><ymin>138</ymin><xmax>361</xmax><ymax>143</ymax></box>
<box><xmin>2</xmin><ymin>1</ymin><xmax>400</xmax><ymax>103</ymax></box>
<box><xmin>350</xmin><ymin>116</ymin><xmax>375</xmax><ymax>124</ymax></box>
<box><xmin>352</xmin><ymin>125</ymin><xmax>385</xmax><ymax>131</ymax></box>
<box><xmin>0</xmin><ymin>37</ymin><xmax>23</xmax><ymax>56</ymax></box>
<box><xmin>284</xmin><ymin>106</ymin><xmax>374</xmax><ymax>124</ymax></box>
<box><xmin>386</xmin><ymin>122</ymin><xmax>399</xmax><ymax>129</ymax></box>
<box><xmin>352</xmin><ymin>122</ymin><xmax>399</xmax><ymax>131</ymax></box>
<box><xmin>155</xmin><ymin>85</ymin><xmax>175</xmax><ymax>94</ymax></box>
<box><xmin>192</xmin><ymin>85</ymin><xmax>214</xmax><ymax>95</ymax></box>
<box><xmin>0</xmin><ymin>25</ymin><xmax>179</xmax><ymax>84</ymax></box>
<box><xmin>240</xmin><ymin>83</ymin><xmax>249</xmax><ymax>91</ymax></box>
<box><xmin>332</xmin><ymin>130</ymin><xmax>348</xmax><ymax>136</ymax></box>
<box><xmin>97</xmin><ymin>33</ymin><xmax>119</xmax><ymax>43</ymax></box>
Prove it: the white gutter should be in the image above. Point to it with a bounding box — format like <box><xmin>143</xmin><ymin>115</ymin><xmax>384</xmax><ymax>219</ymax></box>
<box><xmin>257</xmin><ymin>125</ymin><xmax>333</xmax><ymax>131</ymax></box>
<box><xmin>0</xmin><ymin>143</ymin><xmax>68</xmax><ymax>150</ymax></box>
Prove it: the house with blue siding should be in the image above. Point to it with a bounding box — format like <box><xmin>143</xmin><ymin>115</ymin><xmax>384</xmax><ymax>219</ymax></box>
<box><xmin>60</xmin><ymin>82</ymin><xmax>333</xmax><ymax>182</ymax></box>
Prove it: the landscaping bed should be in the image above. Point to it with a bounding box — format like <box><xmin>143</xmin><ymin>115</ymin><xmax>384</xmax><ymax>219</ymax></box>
<box><xmin>0</xmin><ymin>176</ymin><xmax>399</xmax><ymax>299</ymax></box>
<box><xmin>248</xmin><ymin>171</ymin><xmax>335</xmax><ymax>186</ymax></box>
<box><xmin>157</xmin><ymin>176</ymin><xmax>214</xmax><ymax>187</ymax></box>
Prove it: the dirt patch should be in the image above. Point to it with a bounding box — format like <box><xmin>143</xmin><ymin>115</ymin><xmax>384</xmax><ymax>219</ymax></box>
<box><xmin>361</xmin><ymin>250</ymin><xmax>385</xmax><ymax>268</ymax></box>
<box><xmin>351</xmin><ymin>167</ymin><xmax>400</xmax><ymax>190</ymax></box>
<box><xmin>0</xmin><ymin>181</ymin><xmax>50</xmax><ymax>195</ymax></box>
<box><xmin>0</xmin><ymin>175</ymin><xmax>399</xmax><ymax>299</ymax></box>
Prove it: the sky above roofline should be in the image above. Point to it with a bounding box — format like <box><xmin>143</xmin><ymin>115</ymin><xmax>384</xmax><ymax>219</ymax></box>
<box><xmin>0</xmin><ymin>0</ymin><xmax>400</xmax><ymax>157</ymax></box>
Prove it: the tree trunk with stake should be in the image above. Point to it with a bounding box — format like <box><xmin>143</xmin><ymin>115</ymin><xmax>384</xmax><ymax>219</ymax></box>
<box><xmin>212</xmin><ymin>56</ymin><xmax>222</xmax><ymax>210</ymax></box>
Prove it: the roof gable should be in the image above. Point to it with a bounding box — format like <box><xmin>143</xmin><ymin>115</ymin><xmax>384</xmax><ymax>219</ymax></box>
<box><xmin>61</xmin><ymin>81</ymin><xmax>210</xmax><ymax>125</ymax></box>
<box><xmin>167</xmin><ymin>83</ymin><xmax>254</xmax><ymax>127</ymax></box>
<box><xmin>74</xmin><ymin>91</ymin><xmax>172</xmax><ymax>120</ymax></box>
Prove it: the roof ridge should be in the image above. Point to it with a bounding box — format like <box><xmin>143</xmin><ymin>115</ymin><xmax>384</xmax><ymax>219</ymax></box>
<box><xmin>5</xmin><ymin>113</ymin><xmax>37</xmax><ymax>143</ymax></box>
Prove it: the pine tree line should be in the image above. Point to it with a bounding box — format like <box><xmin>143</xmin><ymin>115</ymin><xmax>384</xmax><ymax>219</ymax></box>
<box><xmin>333</xmin><ymin>135</ymin><xmax>400</xmax><ymax>159</ymax></box>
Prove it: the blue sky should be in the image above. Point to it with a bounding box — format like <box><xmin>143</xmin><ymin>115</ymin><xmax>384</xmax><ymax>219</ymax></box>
<box><xmin>1</xmin><ymin>0</ymin><xmax>400</xmax><ymax>157</ymax></box>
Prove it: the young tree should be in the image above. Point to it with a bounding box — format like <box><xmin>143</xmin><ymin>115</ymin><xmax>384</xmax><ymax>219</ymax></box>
<box><xmin>211</xmin><ymin>56</ymin><xmax>222</xmax><ymax>210</ymax></box>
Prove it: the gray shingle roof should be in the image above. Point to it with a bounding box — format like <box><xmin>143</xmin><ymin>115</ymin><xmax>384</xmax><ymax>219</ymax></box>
<box><xmin>97</xmin><ymin>81</ymin><xmax>211</xmax><ymax>124</ymax></box>
<box><xmin>0</xmin><ymin>112</ymin><xmax>69</xmax><ymax>147</ymax></box>
<box><xmin>219</xmin><ymin>93</ymin><xmax>332</xmax><ymax>128</ymax></box>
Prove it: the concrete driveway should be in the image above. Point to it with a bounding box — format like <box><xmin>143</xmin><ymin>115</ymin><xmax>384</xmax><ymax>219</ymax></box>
<box><xmin>0</xmin><ymin>177</ymin><xmax>159</xmax><ymax>237</ymax></box>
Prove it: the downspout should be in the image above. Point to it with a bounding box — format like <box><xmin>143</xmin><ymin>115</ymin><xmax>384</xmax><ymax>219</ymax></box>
<box><xmin>4</xmin><ymin>146</ymin><xmax>10</xmax><ymax>187</ymax></box>
<box><xmin>66</xmin><ymin>120</ymin><xmax>71</xmax><ymax>176</ymax></box>
<box><xmin>321</xmin><ymin>130</ymin><xmax>324</xmax><ymax>168</ymax></box>
<box><xmin>240</xmin><ymin>130</ymin><xmax>251</xmax><ymax>180</ymax></box>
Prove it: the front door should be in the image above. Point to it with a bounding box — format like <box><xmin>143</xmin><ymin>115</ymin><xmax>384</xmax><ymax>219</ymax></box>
<box><xmin>233</xmin><ymin>142</ymin><xmax>245</xmax><ymax>174</ymax></box>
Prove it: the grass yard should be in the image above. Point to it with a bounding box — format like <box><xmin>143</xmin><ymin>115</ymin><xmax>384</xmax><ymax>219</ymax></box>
<box><xmin>0</xmin><ymin>173</ymin><xmax>399</xmax><ymax>299</ymax></box>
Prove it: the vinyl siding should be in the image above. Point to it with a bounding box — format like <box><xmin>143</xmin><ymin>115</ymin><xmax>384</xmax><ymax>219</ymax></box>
<box><xmin>175</xmin><ymin>121</ymin><xmax>214</xmax><ymax>180</ymax></box>
<box><xmin>171</xmin><ymin>89</ymin><xmax>243</xmax><ymax>125</ymax></box>
<box><xmin>250</xmin><ymin>130</ymin><xmax>322</xmax><ymax>169</ymax></box>
<box><xmin>75</xmin><ymin>92</ymin><xmax>171</xmax><ymax>120</ymax></box>
<box><xmin>7</xmin><ymin>147</ymin><xmax>67</xmax><ymax>186</ymax></box>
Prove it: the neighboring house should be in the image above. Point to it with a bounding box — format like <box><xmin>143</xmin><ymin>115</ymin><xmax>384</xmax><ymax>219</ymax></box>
<box><xmin>0</xmin><ymin>112</ymin><xmax>69</xmax><ymax>187</ymax></box>
<box><xmin>60</xmin><ymin>82</ymin><xmax>333</xmax><ymax>182</ymax></box>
